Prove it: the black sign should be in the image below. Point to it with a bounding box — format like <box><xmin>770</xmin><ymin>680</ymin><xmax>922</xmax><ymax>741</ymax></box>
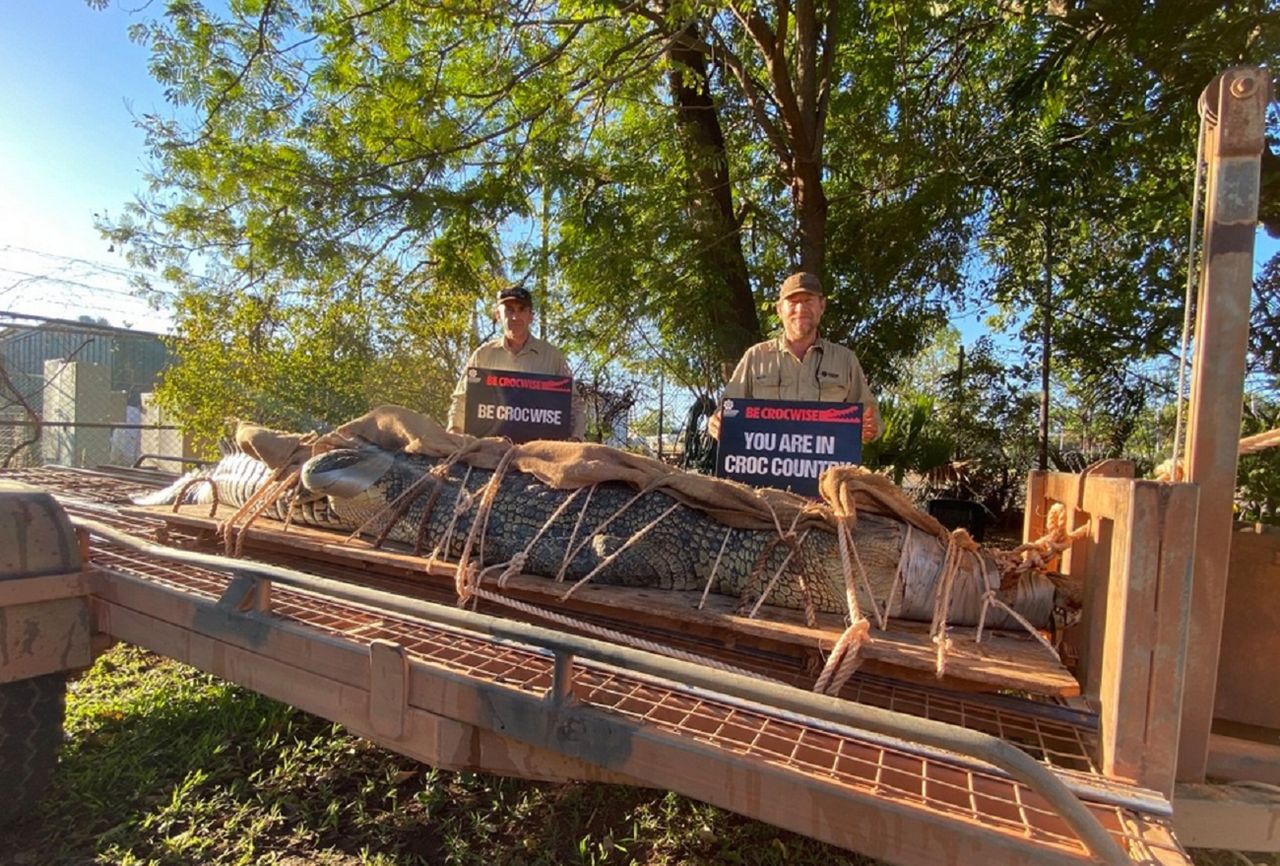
<box><xmin>463</xmin><ymin>366</ymin><xmax>573</xmax><ymax>443</ymax></box>
<box><xmin>716</xmin><ymin>398</ymin><xmax>862</xmax><ymax>497</ymax></box>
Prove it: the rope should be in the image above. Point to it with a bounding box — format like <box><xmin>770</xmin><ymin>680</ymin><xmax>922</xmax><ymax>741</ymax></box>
<box><xmin>879</xmin><ymin>524</ymin><xmax>913</xmax><ymax>629</ymax></box>
<box><xmin>555</xmin><ymin>486</ymin><xmax>650</xmax><ymax>584</ymax></box>
<box><xmin>976</xmin><ymin>589</ymin><xmax>1061</xmax><ymax>661</ymax></box>
<box><xmin>811</xmin><ymin>478</ymin><xmax>877</xmax><ymax>695</ymax></box>
<box><xmin>812</xmin><ymin>618</ymin><xmax>871</xmax><ymax>696</ymax></box>
<box><xmin>347</xmin><ymin>467</ymin><xmax>436</xmax><ymax>547</ymax></box>
<box><xmin>411</xmin><ymin>442</ymin><xmax>486</xmax><ymax>553</ymax></box>
<box><xmin>560</xmin><ymin>501</ymin><xmax>683</xmax><ymax>601</ymax></box>
<box><xmin>346</xmin><ymin>441</ymin><xmax>483</xmax><ymax>549</ymax></box>
<box><xmin>555</xmin><ymin>483</ymin><xmax>597</xmax><ymax>582</ymax></box>
<box><xmin>430</xmin><ymin>464</ymin><xmax>475</xmax><ymax>562</ymax></box>
<box><xmin>171</xmin><ymin>476</ymin><xmax>219</xmax><ymax>518</ymax></box>
<box><xmin>974</xmin><ymin>546</ymin><xmax>1062</xmax><ymax>659</ymax></box>
<box><xmin>220</xmin><ymin>466</ymin><xmax>299</xmax><ymax>557</ymax></box>
<box><xmin>837</xmin><ymin>516</ymin><xmax>884</xmax><ymax>629</ymax></box>
<box><xmin>496</xmin><ymin>486</ymin><xmax>585</xmax><ymax>589</ymax></box>
<box><xmin>697</xmin><ymin>526</ymin><xmax>735</xmax><ymax>611</ymax></box>
<box><xmin>929</xmin><ymin>528</ymin><xmax>978</xmax><ymax>678</ymax></box>
<box><xmin>746</xmin><ymin>529</ymin><xmax>808</xmax><ymax>618</ymax></box>
<box><xmin>279</xmin><ymin>476</ymin><xmax>304</xmax><ymax>533</ymax></box>
<box><xmin>996</xmin><ymin>502</ymin><xmax>1088</xmax><ymax>583</ymax></box>
<box><xmin>454</xmin><ymin>447</ymin><xmax>519</xmax><ymax>603</ymax></box>
<box><xmin>1171</xmin><ymin>109</ymin><xmax>1208</xmax><ymax>475</ymax></box>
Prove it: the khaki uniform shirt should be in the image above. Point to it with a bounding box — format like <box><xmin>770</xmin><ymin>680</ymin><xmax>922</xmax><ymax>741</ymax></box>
<box><xmin>448</xmin><ymin>335</ymin><xmax>586</xmax><ymax>440</ymax></box>
<box><xmin>723</xmin><ymin>336</ymin><xmax>879</xmax><ymax>436</ymax></box>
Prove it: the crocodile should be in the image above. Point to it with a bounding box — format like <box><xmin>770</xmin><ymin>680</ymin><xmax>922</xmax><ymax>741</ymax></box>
<box><xmin>135</xmin><ymin>449</ymin><xmax>346</xmax><ymax>528</ymax></box>
<box><xmin>298</xmin><ymin>444</ymin><xmax>1057</xmax><ymax>629</ymax></box>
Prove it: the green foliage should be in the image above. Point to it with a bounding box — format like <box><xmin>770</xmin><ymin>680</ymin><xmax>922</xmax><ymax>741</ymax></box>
<box><xmin>1238</xmin><ymin>397</ymin><xmax>1280</xmax><ymax>523</ymax></box>
<box><xmin>861</xmin><ymin>395</ymin><xmax>955</xmax><ymax>487</ymax></box>
<box><xmin>6</xmin><ymin>644</ymin><xmax>877</xmax><ymax>865</ymax></box>
<box><xmin>883</xmin><ymin>331</ymin><xmax>1040</xmax><ymax>517</ymax></box>
<box><xmin>91</xmin><ymin>0</ymin><xmax>1280</xmax><ymax>504</ymax></box>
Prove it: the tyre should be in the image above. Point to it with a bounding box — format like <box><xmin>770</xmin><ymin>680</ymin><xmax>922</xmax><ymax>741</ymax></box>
<box><xmin>0</xmin><ymin>673</ymin><xmax>67</xmax><ymax>826</ymax></box>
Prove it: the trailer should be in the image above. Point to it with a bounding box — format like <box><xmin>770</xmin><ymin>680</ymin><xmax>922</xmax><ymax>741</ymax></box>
<box><xmin>1</xmin><ymin>66</ymin><xmax>1275</xmax><ymax>865</ymax></box>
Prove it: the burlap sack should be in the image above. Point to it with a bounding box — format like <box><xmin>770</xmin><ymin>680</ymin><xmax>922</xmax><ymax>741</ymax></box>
<box><xmin>237</xmin><ymin>405</ymin><xmax>949</xmax><ymax>537</ymax></box>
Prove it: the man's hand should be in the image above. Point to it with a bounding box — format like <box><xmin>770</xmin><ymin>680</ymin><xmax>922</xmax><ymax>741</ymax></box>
<box><xmin>707</xmin><ymin>408</ymin><xmax>723</xmax><ymax>441</ymax></box>
<box><xmin>861</xmin><ymin>410</ymin><xmax>880</xmax><ymax>443</ymax></box>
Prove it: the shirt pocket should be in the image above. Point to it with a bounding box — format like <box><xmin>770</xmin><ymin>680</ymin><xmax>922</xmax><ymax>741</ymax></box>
<box><xmin>817</xmin><ymin>369</ymin><xmax>850</xmax><ymax>402</ymax></box>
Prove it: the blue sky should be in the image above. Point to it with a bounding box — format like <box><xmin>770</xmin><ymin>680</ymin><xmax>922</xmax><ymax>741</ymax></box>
<box><xmin>0</xmin><ymin>2</ymin><xmax>172</xmax><ymax>329</ymax></box>
<box><xmin>0</xmin><ymin>3</ymin><xmax>1276</xmax><ymax>341</ymax></box>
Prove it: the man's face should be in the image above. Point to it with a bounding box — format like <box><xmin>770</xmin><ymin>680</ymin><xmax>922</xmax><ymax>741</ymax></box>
<box><xmin>776</xmin><ymin>291</ymin><xmax>826</xmax><ymax>342</ymax></box>
<box><xmin>497</xmin><ymin>299</ymin><xmax>533</xmax><ymax>344</ymax></box>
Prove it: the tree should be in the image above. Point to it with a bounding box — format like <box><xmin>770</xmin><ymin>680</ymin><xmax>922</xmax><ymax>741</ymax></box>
<box><xmin>95</xmin><ymin>0</ymin><xmax>1276</xmax><ymax>458</ymax></box>
<box><xmin>979</xmin><ymin>0</ymin><xmax>1280</xmax><ymax>463</ymax></box>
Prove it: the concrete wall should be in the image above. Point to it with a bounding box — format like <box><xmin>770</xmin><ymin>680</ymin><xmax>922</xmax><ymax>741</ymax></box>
<box><xmin>41</xmin><ymin>360</ymin><xmax>126</xmax><ymax>467</ymax></box>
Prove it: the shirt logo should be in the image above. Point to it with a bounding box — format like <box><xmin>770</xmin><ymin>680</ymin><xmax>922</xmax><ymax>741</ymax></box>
<box><xmin>819</xmin><ymin>370</ymin><xmax>840</xmax><ymax>379</ymax></box>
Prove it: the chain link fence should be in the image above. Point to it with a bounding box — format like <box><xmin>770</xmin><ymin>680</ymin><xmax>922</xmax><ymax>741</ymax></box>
<box><xmin>0</xmin><ymin>313</ymin><xmax>191</xmax><ymax>470</ymax></box>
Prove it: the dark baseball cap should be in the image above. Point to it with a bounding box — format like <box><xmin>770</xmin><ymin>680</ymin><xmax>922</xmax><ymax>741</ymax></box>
<box><xmin>778</xmin><ymin>272</ymin><xmax>824</xmax><ymax>300</ymax></box>
<box><xmin>497</xmin><ymin>285</ymin><xmax>533</xmax><ymax>306</ymax></box>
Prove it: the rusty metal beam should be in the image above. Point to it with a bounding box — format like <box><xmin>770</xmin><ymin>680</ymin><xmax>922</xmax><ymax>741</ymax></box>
<box><xmin>1178</xmin><ymin>66</ymin><xmax>1272</xmax><ymax>782</ymax></box>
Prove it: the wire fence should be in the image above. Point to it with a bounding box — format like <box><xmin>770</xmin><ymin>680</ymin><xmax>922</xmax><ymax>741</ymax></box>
<box><xmin>0</xmin><ymin>312</ymin><xmax>190</xmax><ymax>470</ymax></box>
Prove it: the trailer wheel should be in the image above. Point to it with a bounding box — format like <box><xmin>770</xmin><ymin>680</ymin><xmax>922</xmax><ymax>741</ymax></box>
<box><xmin>0</xmin><ymin>674</ymin><xmax>67</xmax><ymax>826</ymax></box>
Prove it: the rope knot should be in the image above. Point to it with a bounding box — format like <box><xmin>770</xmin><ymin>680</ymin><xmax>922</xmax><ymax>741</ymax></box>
<box><xmin>932</xmin><ymin>631</ymin><xmax>954</xmax><ymax>678</ymax></box>
<box><xmin>812</xmin><ymin>617</ymin><xmax>873</xmax><ymax>695</ymax></box>
<box><xmin>453</xmin><ymin>489</ymin><xmax>474</xmax><ymax>516</ymax></box>
<box><xmin>497</xmin><ymin>551</ymin><xmax>529</xmax><ymax>588</ymax></box>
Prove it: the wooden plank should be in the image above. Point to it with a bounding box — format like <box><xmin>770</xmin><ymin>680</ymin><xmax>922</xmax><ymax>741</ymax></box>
<box><xmin>128</xmin><ymin>505</ymin><xmax>1079</xmax><ymax>697</ymax></box>
<box><xmin>1205</xmin><ymin>732</ymin><xmax>1280</xmax><ymax>785</ymax></box>
<box><xmin>0</xmin><ymin>571</ymin><xmax>88</xmax><ymax>606</ymax></box>
<box><xmin>1213</xmin><ymin>523</ymin><xmax>1280</xmax><ymax>728</ymax></box>
<box><xmin>1022</xmin><ymin>471</ymin><xmax>1136</xmax><ymax>703</ymax></box>
<box><xmin>369</xmin><ymin>639</ymin><xmax>408</xmax><ymax>740</ymax></box>
<box><xmin>1174</xmin><ymin>781</ymin><xmax>1280</xmax><ymax>851</ymax></box>
<box><xmin>1023</xmin><ymin>471</ymin><xmax>1048</xmax><ymax>544</ymax></box>
<box><xmin>0</xmin><ymin>596</ymin><xmax>92</xmax><ymax>682</ymax></box>
<box><xmin>1077</xmin><ymin>474</ymin><xmax>1132</xmax><ymax>702</ymax></box>
<box><xmin>1098</xmin><ymin>483</ymin><xmax>1196</xmax><ymax>798</ymax></box>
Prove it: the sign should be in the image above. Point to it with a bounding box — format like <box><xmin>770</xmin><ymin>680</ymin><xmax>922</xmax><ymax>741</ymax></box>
<box><xmin>716</xmin><ymin>398</ymin><xmax>862</xmax><ymax>497</ymax></box>
<box><xmin>463</xmin><ymin>366</ymin><xmax>573</xmax><ymax>443</ymax></box>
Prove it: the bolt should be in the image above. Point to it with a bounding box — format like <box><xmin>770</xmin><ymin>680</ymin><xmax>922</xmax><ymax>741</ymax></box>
<box><xmin>1230</xmin><ymin>75</ymin><xmax>1258</xmax><ymax>99</ymax></box>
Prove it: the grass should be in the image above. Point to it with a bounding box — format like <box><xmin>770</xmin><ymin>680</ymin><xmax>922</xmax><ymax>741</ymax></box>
<box><xmin>3</xmin><ymin>644</ymin><xmax>876</xmax><ymax>866</ymax></box>
<box><xmin>4</xmin><ymin>644</ymin><xmax>1277</xmax><ymax>866</ymax></box>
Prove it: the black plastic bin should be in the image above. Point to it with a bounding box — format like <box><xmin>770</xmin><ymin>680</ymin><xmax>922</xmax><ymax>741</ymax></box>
<box><xmin>926</xmin><ymin>498</ymin><xmax>988</xmax><ymax>542</ymax></box>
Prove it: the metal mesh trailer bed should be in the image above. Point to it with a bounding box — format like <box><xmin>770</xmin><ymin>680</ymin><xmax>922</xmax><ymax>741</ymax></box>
<box><xmin>0</xmin><ymin>465</ymin><xmax>1190</xmax><ymax>865</ymax></box>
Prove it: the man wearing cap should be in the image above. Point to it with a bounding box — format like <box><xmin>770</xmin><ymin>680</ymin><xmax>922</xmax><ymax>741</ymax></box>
<box><xmin>709</xmin><ymin>271</ymin><xmax>880</xmax><ymax>441</ymax></box>
<box><xmin>447</xmin><ymin>286</ymin><xmax>586</xmax><ymax>440</ymax></box>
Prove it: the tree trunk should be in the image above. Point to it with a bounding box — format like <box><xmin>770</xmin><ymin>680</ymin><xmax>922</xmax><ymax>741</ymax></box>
<box><xmin>793</xmin><ymin>155</ymin><xmax>828</xmax><ymax>272</ymax></box>
<box><xmin>667</xmin><ymin>30</ymin><xmax>761</xmax><ymax>373</ymax></box>
<box><xmin>792</xmin><ymin>0</ymin><xmax>830</xmax><ymax>273</ymax></box>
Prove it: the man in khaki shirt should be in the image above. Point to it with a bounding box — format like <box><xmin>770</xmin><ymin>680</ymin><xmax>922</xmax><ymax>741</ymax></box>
<box><xmin>710</xmin><ymin>271</ymin><xmax>880</xmax><ymax>441</ymax></box>
<box><xmin>448</xmin><ymin>286</ymin><xmax>586</xmax><ymax>440</ymax></box>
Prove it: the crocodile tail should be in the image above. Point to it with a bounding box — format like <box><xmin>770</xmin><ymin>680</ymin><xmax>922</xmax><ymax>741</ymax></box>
<box><xmin>132</xmin><ymin>467</ymin><xmax>214</xmax><ymax>506</ymax></box>
<box><xmin>132</xmin><ymin>450</ymin><xmax>274</xmax><ymax>507</ymax></box>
